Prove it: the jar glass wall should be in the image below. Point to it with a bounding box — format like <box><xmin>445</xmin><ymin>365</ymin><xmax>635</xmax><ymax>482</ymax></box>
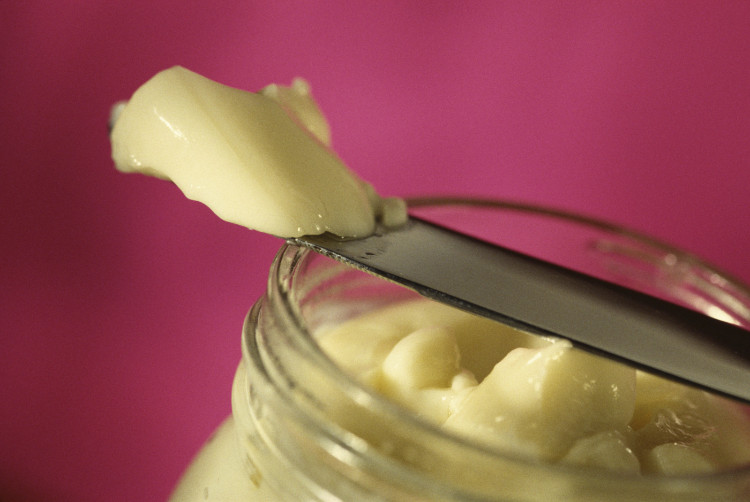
<box><xmin>174</xmin><ymin>198</ymin><xmax>750</xmax><ymax>501</ymax></box>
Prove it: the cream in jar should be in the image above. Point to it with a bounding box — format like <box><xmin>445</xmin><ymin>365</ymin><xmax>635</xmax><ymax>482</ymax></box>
<box><xmin>318</xmin><ymin>297</ymin><xmax>750</xmax><ymax>474</ymax></box>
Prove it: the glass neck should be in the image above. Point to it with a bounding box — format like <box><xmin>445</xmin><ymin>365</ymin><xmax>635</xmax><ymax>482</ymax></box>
<box><xmin>232</xmin><ymin>238</ymin><xmax>750</xmax><ymax>502</ymax></box>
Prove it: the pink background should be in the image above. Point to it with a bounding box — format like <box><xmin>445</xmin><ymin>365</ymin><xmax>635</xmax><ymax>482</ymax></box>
<box><xmin>3</xmin><ymin>2</ymin><xmax>750</xmax><ymax>500</ymax></box>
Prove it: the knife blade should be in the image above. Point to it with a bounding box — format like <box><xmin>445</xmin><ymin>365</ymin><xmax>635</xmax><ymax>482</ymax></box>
<box><xmin>292</xmin><ymin>216</ymin><xmax>750</xmax><ymax>403</ymax></box>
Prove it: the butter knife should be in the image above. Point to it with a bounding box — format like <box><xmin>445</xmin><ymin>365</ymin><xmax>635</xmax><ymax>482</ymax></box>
<box><xmin>292</xmin><ymin>216</ymin><xmax>750</xmax><ymax>404</ymax></box>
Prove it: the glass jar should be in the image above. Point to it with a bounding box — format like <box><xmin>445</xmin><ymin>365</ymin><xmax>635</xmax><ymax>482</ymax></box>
<box><xmin>170</xmin><ymin>198</ymin><xmax>750</xmax><ymax>501</ymax></box>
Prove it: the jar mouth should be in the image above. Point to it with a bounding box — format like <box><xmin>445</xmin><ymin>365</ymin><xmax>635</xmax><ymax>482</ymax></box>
<box><xmin>244</xmin><ymin>197</ymin><xmax>750</xmax><ymax>500</ymax></box>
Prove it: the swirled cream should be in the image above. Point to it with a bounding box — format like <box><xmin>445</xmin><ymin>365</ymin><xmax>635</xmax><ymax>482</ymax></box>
<box><xmin>318</xmin><ymin>298</ymin><xmax>750</xmax><ymax>474</ymax></box>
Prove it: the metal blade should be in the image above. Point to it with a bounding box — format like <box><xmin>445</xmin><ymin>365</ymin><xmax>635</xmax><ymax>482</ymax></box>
<box><xmin>292</xmin><ymin>216</ymin><xmax>750</xmax><ymax>403</ymax></box>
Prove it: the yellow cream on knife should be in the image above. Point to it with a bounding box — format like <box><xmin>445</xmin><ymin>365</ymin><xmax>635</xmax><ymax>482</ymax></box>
<box><xmin>110</xmin><ymin>66</ymin><xmax>406</xmax><ymax>238</ymax></box>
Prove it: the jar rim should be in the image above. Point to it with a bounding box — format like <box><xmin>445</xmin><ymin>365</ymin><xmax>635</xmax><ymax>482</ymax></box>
<box><xmin>247</xmin><ymin>197</ymin><xmax>750</xmax><ymax>500</ymax></box>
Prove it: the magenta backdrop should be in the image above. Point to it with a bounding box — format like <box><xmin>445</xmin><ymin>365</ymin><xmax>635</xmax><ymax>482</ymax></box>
<box><xmin>3</xmin><ymin>2</ymin><xmax>750</xmax><ymax>501</ymax></box>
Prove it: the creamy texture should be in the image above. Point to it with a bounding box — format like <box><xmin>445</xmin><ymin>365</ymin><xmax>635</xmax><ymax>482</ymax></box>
<box><xmin>112</xmin><ymin>68</ymin><xmax>750</xmax><ymax>484</ymax></box>
<box><xmin>318</xmin><ymin>298</ymin><xmax>750</xmax><ymax>474</ymax></box>
<box><xmin>110</xmin><ymin>66</ymin><xmax>405</xmax><ymax>237</ymax></box>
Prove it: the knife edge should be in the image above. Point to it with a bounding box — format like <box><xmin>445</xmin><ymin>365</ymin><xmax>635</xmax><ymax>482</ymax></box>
<box><xmin>291</xmin><ymin>216</ymin><xmax>750</xmax><ymax>403</ymax></box>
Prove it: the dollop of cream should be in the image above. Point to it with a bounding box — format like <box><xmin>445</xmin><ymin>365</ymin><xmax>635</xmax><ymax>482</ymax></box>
<box><xmin>110</xmin><ymin>66</ymin><xmax>405</xmax><ymax>238</ymax></box>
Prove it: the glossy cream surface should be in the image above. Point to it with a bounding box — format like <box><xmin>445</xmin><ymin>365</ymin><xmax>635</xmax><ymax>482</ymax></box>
<box><xmin>110</xmin><ymin>66</ymin><xmax>405</xmax><ymax>238</ymax></box>
<box><xmin>318</xmin><ymin>298</ymin><xmax>750</xmax><ymax>474</ymax></box>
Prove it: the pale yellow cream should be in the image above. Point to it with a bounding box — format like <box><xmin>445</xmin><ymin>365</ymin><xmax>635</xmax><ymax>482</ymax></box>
<box><xmin>318</xmin><ymin>298</ymin><xmax>750</xmax><ymax>474</ymax></box>
<box><xmin>110</xmin><ymin>66</ymin><xmax>405</xmax><ymax>238</ymax></box>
